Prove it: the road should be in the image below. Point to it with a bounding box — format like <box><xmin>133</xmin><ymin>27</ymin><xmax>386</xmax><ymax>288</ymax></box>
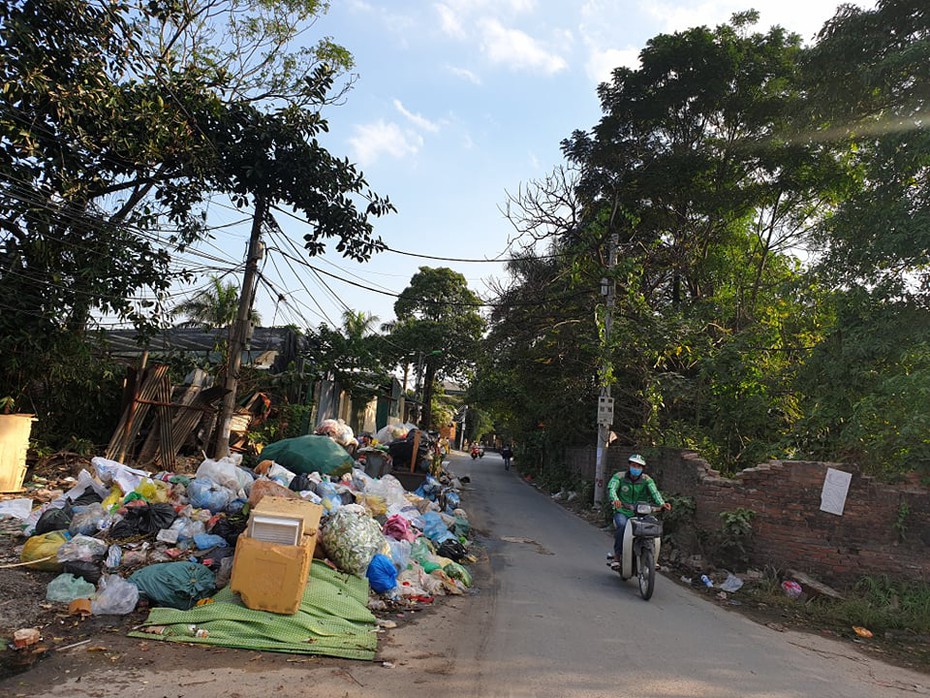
<box><xmin>7</xmin><ymin>450</ymin><xmax>929</xmax><ymax>697</ymax></box>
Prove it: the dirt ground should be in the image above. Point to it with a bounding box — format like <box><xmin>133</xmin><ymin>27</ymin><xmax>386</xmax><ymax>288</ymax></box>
<box><xmin>1</xmin><ymin>463</ymin><xmax>929</xmax><ymax>687</ymax></box>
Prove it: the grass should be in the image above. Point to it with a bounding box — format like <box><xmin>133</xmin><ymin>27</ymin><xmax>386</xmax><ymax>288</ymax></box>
<box><xmin>745</xmin><ymin>571</ymin><xmax>930</xmax><ymax>637</ymax></box>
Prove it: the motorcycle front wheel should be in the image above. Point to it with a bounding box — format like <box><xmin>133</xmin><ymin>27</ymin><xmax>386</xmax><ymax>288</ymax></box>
<box><xmin>637</xmin><ymin>546</ymin><xmax>655</xmax><ymax>600</ymax></box>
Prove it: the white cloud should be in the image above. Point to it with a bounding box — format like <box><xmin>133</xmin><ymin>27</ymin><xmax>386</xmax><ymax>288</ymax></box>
<box><xmin>478</xmin><ymin>18</ymin><xmax>567</xmax><ymax>74</ymax></box>
<box><xmin>435</xmin><ymin>2</ymin><xmax>466</xmax><ymax>38</ymax></box>
<box><xmin>449</xmin><ymin>65</ymin><xmax>482</xmax><ymax>85</ymax></box>
<box><xmin>586</xmin><ymin>47</ymin><xmax>641</xmax><ymax>84</ymax></box>
<box><xmin>393</xmin><ymin>99</ymin><xmax>441</xmax><ymax>133</ymax></box>
<box><xmin>349</xmin><ymin>120</ymin><xmax>423</xmax><ymax>166</ymax></box>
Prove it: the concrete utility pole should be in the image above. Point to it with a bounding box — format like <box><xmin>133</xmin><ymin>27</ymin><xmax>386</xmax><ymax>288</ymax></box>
<box><xmin>213</xmin><ymin>194</ymin><xmax>267</xmax><ymax>459</ymax></box>
<box><xmin>593</xmin><ymin>231</ymin><xmax>619</xmax><ymax>506</ymax></box>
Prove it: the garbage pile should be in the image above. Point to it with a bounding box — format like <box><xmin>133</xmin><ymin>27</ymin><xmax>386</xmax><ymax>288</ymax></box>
<box><xmin>6</xmin><ymin>430</ymin><xmax>473</xmax><ymax>649</ymax></box>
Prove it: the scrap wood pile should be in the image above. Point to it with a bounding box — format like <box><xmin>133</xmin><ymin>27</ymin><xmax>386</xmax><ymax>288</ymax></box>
<box><xmin>2</xmin><ymin>426</ymin><xmax>473</xmax><ymax>660</ymax></box>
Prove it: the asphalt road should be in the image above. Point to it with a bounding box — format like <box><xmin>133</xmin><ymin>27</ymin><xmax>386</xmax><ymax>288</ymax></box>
<box><xmin>10</xmin><ymin>450</ymin><xmax>929</xmax><ymax>698</ymax></box>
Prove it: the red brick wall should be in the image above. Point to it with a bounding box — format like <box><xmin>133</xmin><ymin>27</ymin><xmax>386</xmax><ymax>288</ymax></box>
<box><xmin>566</xmin><ymin>446</ymin><xmax>930</xmax><ymax>585</ymax></box>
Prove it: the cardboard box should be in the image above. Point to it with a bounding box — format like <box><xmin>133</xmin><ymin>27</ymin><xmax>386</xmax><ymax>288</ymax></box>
<box><xmin>230</xmin><ymin>535</ymin><xmax>312</xmax><ymax>615</ymax></box>
<box><xmin>252</xmin><ymin>496</ymin><xmax>322</xmax><ymax>553</ymax></box>
<box><xmin>229</xmin><ymin>498</ymin><xmax>323</xmax><ymax>614</ymax></box>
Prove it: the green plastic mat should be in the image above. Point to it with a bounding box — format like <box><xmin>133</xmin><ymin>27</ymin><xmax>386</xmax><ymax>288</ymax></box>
<box><xmin>129</xmin><ymin>560</ymin><xmax>377</xmax><ymax>660</ymax></box>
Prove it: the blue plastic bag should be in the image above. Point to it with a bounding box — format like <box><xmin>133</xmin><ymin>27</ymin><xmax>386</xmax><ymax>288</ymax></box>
<box><xmin>366</xmin><ymin>553</ymin><xmax>398</xmax><ymax>593</ymax></box>
<box><xmin>193</xmin><ymin>533</ymin><xmax>228</xmax><ymax>550</ymax></box>
<box><xmin>414</xmin><ymin>475</ymin><xmax>441</xmax><ymax>501</ymax></box>
<box><xmin>421</xmin><ymin>511</ymin><xmax>454</xmax><ymax>544</ymax></box>
<box><xmin>187</xmin><ymin>478</ymin><xmax>231</xmax><ymax>513</ymax></box>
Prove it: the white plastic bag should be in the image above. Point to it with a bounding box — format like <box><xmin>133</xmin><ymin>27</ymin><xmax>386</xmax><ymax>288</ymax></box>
<box><xmin>92</xmin><ymin>574</ymin><xmax>139</xmax><ymax>615</ymax></box>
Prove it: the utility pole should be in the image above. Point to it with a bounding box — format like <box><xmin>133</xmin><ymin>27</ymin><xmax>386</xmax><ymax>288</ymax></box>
<box><xmin>593</xmin><ymin>231</ymin><xmax>619</xmax><ymax>506</ymax></box>
<box><xmin>213</xmin><ymin>194</ymin><xmax>267</xmax><ymax>459</ymax></box>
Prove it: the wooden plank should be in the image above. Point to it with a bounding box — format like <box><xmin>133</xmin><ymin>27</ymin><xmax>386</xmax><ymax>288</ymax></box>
<box><xmin>156</xmin><ymin>374</ymin><xmax>176</xmax><ymax>470</ymax></box>
<box><xmin>409</xmin><ymin>430</ymin><xmax>421</xmax><ymax>473</ymax></box>
<box><xmin>788</xmin><ymin>569</ymin><xmax>845</xmax><ymax>599</ymax></box>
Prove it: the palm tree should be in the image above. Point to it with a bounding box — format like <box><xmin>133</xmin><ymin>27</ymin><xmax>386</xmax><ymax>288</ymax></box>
<box><xmin>173</xmin><ymin>276</ymin><xmax>259</xmax><ymax>329</ymax></box>
<box><xmin>172</xmin><ymin>275</ymin><xmax>261</xmax><ymax>365</ymax></box>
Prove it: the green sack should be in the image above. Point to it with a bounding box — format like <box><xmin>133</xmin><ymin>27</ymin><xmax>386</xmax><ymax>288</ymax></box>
<box><xmin>260</xmin><ymin>435</ymin><xmax>354</xmax><ymax>476</ymax></box>
<box><xmin>129</xmin><ymin>561</ymin><xmax>216</xmax><ymax>610</ymax></box>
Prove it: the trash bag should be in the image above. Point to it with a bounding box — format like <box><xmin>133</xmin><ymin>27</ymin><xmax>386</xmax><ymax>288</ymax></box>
<box><xmin>21</xmin><ymin>530</ymin><xmax>70</xmax><ymax>571</ymax></box>
<box><xmin>386</xmin><ymin>538</ymin><xmax>411</xmax><ymax>572</ymax></box>
<box><xmin>192</xmin><ymin>533</ymin><xmax>227</xmax><ymax>550</ymax></box>
<box><xmin>129</xmin><ymin>561</ymin><xmax>216</xmax><ymax>610</ymax></box>
<box><xmin>316</xmin><ymin>481</ymin><xmax>343</xmax><ymax>513</ymax></box>
<box><xmin>62</xmin><ymin>559</ymin><xmax>103</xmax><ymax>584</ymax></box>
<box><xmin>47</xmin><ymin>573</ymin><xmax>96</xmax><ymax>602</ymax></box>
<box><xmin>209</xmin><ymin>516</ymin><xmax>246</xmax><ymax>547</ymax></box>
<box><xmin>247</xmin><ymin>478</ymin><xmax>299</xmax><ymax>508</ymax></box>
<box><xmin>420</xmin><ymin>511</ymin><xmax>455</xmax><ymax>544</ymax></box>
<box><xmin>259</xmin><ymin>434</ymin><xmax>354</xmax><ymax>476</ymax></box>
<box><xmin>383</xmin><ymin>514</ymin><xmax>415</xmax><ymax>542</ymax></box>
<box><xmin>288</xmin><ymin>472</ymin><xmax>316</xmax><ymax>492</ymax></box>
<box><xmin>366</xmin><ymin>554</ymin><xmax>398</xmax><ymax>593</ymax></box>
<box><xmin>109</xmin><ymin>502</ymin><xmax>178</xmax><ymax>538</ymax></box>
<box><xmin>57</xmin><ymin>534</ymin><xmax>108</xmax><ymax>563</ymax></box>
<box><xmin>321</xmin><ymin>509</ymin><xmax>385</xmax><ymax>576</ymax></box>
<box><xmin>195</xmin><ymin>455</ymin><xmax>250</xmax><ymax>495</ymax></box>
<box><xmin>187</xmin><ymin>478</ymin><xmax>232</xmax><ymax>513</ymax></box>
<box><xmin>92</xmin><ymin>574</ymin><xmax>139</xmax><ymax>615</ymax></box>
<box><xmin>69</xmin><ymin>503</ymin><xmax>110</xmax><ymax>536</ymax></box>
<box><xmin>436</xmin><ymin>539</ymin><xmax>467</xmax><ymax>562</ymax></box>
<box><xmin>35</xmin><ymin>505</ymin><xmax>73</xmax><ymax>535</ymax></box>
<box><xmin>441</xmin><ymin>561</ymin><xmax>472</xmax><ymax>587</ymax></box>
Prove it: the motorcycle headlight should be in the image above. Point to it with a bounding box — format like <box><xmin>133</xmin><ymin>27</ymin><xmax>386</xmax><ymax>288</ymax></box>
<box><xmin>634</xmin><ymin>503</ymin><xmax>653</xmax><ymax>515</ymax></box>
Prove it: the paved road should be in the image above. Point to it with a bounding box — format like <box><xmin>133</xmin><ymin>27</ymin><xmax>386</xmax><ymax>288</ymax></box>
<box><xmin>12</xmin><ymin>450</ymin><xmax>929</xmax><ymax>697</ymax></box>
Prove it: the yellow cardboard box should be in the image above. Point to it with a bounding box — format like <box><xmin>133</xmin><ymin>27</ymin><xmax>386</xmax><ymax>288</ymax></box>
<box><xmin>230</xmin><ymin>497</ymin><xmax>323</xmax><ymax>615</ymax></box>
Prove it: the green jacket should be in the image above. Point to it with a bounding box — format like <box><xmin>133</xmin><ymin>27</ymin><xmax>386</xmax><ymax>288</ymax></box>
<box><xmin>607</xmin><ymin>471</ymin><xmax>665</xmax><ymax>512</ymax></box>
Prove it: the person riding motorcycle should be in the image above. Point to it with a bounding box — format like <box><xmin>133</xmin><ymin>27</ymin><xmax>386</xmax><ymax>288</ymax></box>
<box><xmin>607</xmin><ymin>454</ymin><xmax>671</xmax><ymax>570</ymax></box>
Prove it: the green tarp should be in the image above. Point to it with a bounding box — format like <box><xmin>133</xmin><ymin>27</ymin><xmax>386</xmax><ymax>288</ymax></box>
<box><xmin>259</xmin><ymin>434</ymin><xmax>355</xmax><ymax>476</ymax></box>
<box><xmin>129</xmin><ymin>560</ymin><xmax>377</xmax><ymax>661</ymax></box>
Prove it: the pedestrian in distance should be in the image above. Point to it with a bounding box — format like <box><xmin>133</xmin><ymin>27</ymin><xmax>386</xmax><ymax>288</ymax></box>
<box><xmin>500</xmin><ymin>444</ymin><xmax>514</xmax><ymax>470</ymax></box>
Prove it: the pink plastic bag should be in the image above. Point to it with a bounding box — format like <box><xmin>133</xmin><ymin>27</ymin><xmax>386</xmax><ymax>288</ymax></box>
<box><xmin>781</xmin><ymin>580</ymin><xmax>803</xmax><ymax>598</ymax></box>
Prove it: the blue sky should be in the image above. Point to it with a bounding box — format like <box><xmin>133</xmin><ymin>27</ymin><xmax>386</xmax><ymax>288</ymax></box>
<box><xmin>188</xmin><ymin>0</ymin><xmax>866</xmax><ymax>331</ymax></box>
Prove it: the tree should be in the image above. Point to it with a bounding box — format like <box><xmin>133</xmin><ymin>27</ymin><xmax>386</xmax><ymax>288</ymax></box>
<box><xmin>0</xmin><ymin>0</ymin><xmax>393</xmax><ymax>446</ymax></box>
<box><xmin>389</xmin><ymin>267</ymin><xmax>485</xmax><ymax>432</ymax></box>
<box><xmin>304</xmin><ymin>310</ymin><xmax>391</xmax><ymax>403</ymax></box>
<box><xmin>173</xmin><ymin>276</ymin><xmax>260</xmax><ymax>329</ymax></box>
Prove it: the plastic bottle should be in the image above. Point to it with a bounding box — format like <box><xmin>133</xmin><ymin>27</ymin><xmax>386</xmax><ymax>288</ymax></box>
<box><xmin>700</xmin><ymin>574</ymin><xmax>713</xmax><ymax>588</ymax></box>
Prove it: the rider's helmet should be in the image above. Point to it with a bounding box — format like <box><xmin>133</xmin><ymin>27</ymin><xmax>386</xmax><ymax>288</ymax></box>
<box><xmin>628</xmin><ymin>453</ymin><xmax>646</xmax><ymax>479</ymax></box>
<box><xmin>628</xmin><ymin>454</ymin><xmax>646</xmax><ymax>467</ymax></box>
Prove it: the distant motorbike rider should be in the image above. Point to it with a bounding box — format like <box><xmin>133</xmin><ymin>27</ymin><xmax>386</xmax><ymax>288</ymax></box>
<box><xmin>607</xmin><ymin>454</ymin><xmax>671</xmax><ymax>570</ymax></box>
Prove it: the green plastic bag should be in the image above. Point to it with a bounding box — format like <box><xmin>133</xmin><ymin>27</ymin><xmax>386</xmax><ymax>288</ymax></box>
<box><xmin>260</xmin><ymin>435</ymin><xmax>354</xmax><ymax>476</ymax></box>
<box><xmin>442</xmin><ymin>561</ymin><xmax>472</xmax><ymax>587</ymax></box>
<box><xmin>129</xmin><ymin>561</ymin><xmax>216</xmax><ymax>610</ymax></box>
<box><xmin>47</xmin><ymin>573</ymin><xmax>96</xmax><ymax>602</ymax></box>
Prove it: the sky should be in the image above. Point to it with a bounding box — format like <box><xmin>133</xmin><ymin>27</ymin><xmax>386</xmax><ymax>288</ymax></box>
<box><xmin>184</xmin><ymin>0</ymin><xmax>868</xmax><ymax>332</ymax></box>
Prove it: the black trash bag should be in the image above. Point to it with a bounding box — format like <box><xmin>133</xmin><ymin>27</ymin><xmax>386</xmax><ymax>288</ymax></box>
<box><xmin>35</xmin><ymin>505</ymin><xmax>73</xmax><ymax>535</ymax></box>
<box><xmin>437</xmin><ymin>539</ymin><xmax>467</xmax><ymax>562</ymax></box>
<box><xmin>288</xmin><ymin>472</ymin><xmax>315</xmax><ymax>492</ymax></box>
<box><xmin>71</xmin><ymin>489</ymin><xmax>103</xmax><ymax>506</ymax></box>
<box><xmin>110</xmin><ymin>502</ymin><xmax>178</xmax><ymax>538</ymax></box>
<box><xmin>209</xmin><ymin>516</ymin><xmax>246</xmax><ymax>546</ymax></box>
<box><xmin>63</xmin><ymin>559</ymin><xmax>102</xmax><ymax>585</ymax></box>
<box><xmin>201</xmin><ymin>546</ymin><xmax>235</xmax><ymax>572</ymax></box>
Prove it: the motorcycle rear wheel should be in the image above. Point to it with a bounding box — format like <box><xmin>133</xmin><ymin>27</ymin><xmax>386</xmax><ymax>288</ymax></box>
<box><xmin>637</xmin><ymin>547</ymin><xmax>655</xmax><ymax>600</ymax></box>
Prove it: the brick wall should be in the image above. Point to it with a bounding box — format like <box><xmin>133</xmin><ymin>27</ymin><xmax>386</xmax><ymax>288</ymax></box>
<box><xmin>565</xmin><ymin>446</ymin><xmax>930</xmax><ymax>585</ymax></box>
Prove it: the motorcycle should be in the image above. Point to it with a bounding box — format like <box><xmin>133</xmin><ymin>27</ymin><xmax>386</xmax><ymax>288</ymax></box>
<box><xmin>470</xmin><ymin>445</ymin><xmax>484</xmax><ymax>459</ymax></box>
<box><xmin>609</xmin><ymin>502</ymin><xmax>663</xmax><ymax>600</ymax></box>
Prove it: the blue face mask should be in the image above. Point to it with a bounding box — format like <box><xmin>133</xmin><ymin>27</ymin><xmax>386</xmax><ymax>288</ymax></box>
<box><xmin>628</xmin><ymin>467</ymin><xmax>643</xmax><ymax>478</ymax></box>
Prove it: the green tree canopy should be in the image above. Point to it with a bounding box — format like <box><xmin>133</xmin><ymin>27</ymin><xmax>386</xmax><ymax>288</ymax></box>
<box><xmin>390</xmin><ymin>267</ymin><xmax>485</xmax><ymax>431</ymax></box>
